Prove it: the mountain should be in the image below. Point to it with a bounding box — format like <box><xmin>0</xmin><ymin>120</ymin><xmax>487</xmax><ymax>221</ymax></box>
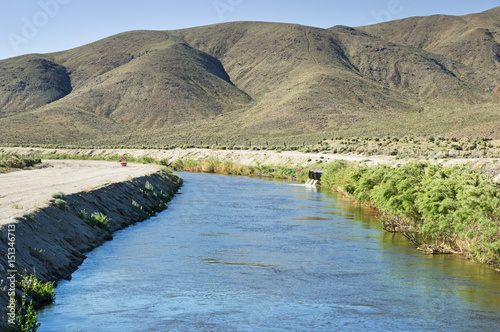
<box><xmin>358</xmin><ymin>7</ymin><xmax>500</xmax><ymax>78</ymax></box>
<box><xmin>1</xmin><ymin>7</ymin><xmax>499</xmax><ymax>147</ymax></box>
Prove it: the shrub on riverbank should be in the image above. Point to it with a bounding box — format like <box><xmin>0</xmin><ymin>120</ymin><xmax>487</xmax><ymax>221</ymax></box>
<box><xmin>2</xmin><ymin>274</ymin><xmax>54</xmax><ymax>331</ymax></box>
<box><xmin>20</xmin><ymin>275</ymin><xmax>55</xmax><ymax>306</ymax></box>
<box><xmin>171</xmin><ymin>157</ymin><xmax>308</xmax><ymax>180</ymax></box>
<box><xmin>172</xmin><ymin>157</ymin><xmax>308</xmax><ymax>182</ymax></box>
<box><xmin>322</xmin><ymin>161</ymin><xmax>500</xmax><ymax>267</ymax></box>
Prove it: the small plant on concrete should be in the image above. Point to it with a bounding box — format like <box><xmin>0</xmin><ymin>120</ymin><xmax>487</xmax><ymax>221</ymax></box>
<box><xmin>20</xmin><ymin>274</ymin><xmax>55</xmax><ymax>305</ymax></box>
<box><xmin>87</xmin><ymin>212</ymin><xmax>110</xmax><ymax>230</ymax></box>
<box><xmin>158</xmin><ymin>191</ymin><xmax>172</xmax><ymax>203</ymax></box>
<box><xmin>77</xmin><ymin>209</ymin><xmax>88</xmax><ymax>220</ymax></box>
<box><xmin>145</xmin><ymin>181</ymin><xmax>154</xmax><ymax>192</ymax></box>
<box><xmin>51</xmin><ymin>192</ymin><xmax>66</xmax><ymax>200</ymax></box>
<box><xmin>131</xmin><ymin>200</ymin><xmax>149</xmax><ymax>219</ymax></box>
<box><xmin>53</xmin><ymin>199</ymin><xmax>67</xmax><ymax>210</ymax></box>
<box><xmin>51</xmin><ymin>191</ymin><xmax>67</xmax><ymax>210</ymax></box>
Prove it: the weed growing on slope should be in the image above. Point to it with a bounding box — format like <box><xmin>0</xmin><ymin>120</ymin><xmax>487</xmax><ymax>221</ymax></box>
<box><xmin>51</xmin><ymin>192</ymin><xmax>65</xmax><ymax>200</ymax></box>
<box><xmin>86</xmin><ymin>212</ymin><xmax>111</xmax><ymax>230</ymax></box>
<box><xmin>19</xmin><ymin>275</ymin><xmax>55</xmax><ymax>305</ymax></box>
<box><xmin>77</xmin><ymin>209</ymin><xmax>88</xmax><ymax>220</ymax></box>
<box><xmin>145</xmin><ymin>181</ymin><xmax>154</xmax><ymax>192</ymax></box>
<box><xmin>53</xmin><ymin>199</ymin><xmax>67</xmax><ymax>210</ymax></box>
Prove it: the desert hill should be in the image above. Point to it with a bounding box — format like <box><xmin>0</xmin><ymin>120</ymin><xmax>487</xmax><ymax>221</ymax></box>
<box><xmin>0</xmin><ymin>7</ymin><xmax>499</xmax><ymax>146</ymax></box>
<box><xmin>359</xmin><ymin>7</ymin><xmax>500</xmax><ymax>77</ymax></box>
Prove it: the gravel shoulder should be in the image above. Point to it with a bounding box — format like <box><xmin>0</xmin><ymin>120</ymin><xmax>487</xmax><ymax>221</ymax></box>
<box><xmin>0</xmin><ymin>160</ymin><xmax>159</xmax><ymax>225</ymax></box>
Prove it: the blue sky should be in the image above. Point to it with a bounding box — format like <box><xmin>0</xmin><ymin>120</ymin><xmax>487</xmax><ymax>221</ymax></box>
<box><xmin>1</xmin><ymin>0</ymin><xmax>499</xmax><ymax>60</ymax></box>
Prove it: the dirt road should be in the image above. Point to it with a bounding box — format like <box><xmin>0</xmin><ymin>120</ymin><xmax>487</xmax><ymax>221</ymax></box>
<box><xmin>0</xmin><ymin>149</ymin><xmax>497</xmax><ymax>226</ymax></box>
<box><xmin>0</xmin><ymin>160</ymin><xmax>159</xmax><ymax>225</ymax></box>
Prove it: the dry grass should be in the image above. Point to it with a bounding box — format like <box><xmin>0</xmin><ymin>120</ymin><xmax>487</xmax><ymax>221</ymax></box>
<box><xmin>0</xmin><ymin>11</ymin><xmax>499</xmax><ymax>146</ymax></box>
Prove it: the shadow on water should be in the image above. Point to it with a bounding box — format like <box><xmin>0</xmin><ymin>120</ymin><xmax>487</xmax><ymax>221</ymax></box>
<box><xmin>38</xmin><ymin>172</ymin><xmax>500</xmax><ymax>331</ymax></box>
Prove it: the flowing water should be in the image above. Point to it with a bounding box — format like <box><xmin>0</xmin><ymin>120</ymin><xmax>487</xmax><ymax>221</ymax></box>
<box><xmin>38</xmin><ymin>172</ymin><xmax>500</xmax><ymax>331</ymax></box>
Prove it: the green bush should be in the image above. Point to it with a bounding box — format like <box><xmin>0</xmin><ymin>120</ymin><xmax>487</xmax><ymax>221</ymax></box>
<box><xmin>53</xmin><ymin>199</ymin><xmax>67</xmax><ymax>210</ymax></box>
<box><xmin>3</xmin><ymin>297</ymin><xmax>40</xmax><ymax>332</ymax></box>
<box><xmin>0</xmin><ymin>153</ymin><xmax>42</xmax><ymax>171</ymax></box>
<box><xmin>322</xmin><ymin>160</ymin><xmax>500</xmax><ymax>266</ymax></box>
<box><xmin>78</xmin><ymin>209</ymin><xmax>88</xmax><ymax>220</ymax></box>
<box><xmin>320</xmin><ymin>160</ymin><xmax>354</xmax><ymax>191</ymax></box>
<box><xmin>145</xmin><ymin>181</ymin><xmax>154</xmax><ymax>192</ymax></box>
<box><xmin>351</xmin><ymin>165</ymin><xmax>388</xmax><ymax>203</ymax></box>
<box><xmin>87</xmin><ymin>212</ymin><xmax>111</xmax><ymax>230</ymax></box>
<box><xmin>20</xmin><ymin>274</ymin><xmax>55</xmax><ymax>305</ymax></box>
<box><xmin>51</xmin><ymin>192</ymin><xmax>65</xmax><ymax>200</ymax></box>
<box><xmin>370</xmin><ymin>162</ymin><xmax>428</xmax><ymax>225</ymax></box>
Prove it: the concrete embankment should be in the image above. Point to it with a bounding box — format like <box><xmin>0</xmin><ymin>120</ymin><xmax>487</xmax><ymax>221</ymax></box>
<box><xmin>0</xmin><ymin>161</ymin><xmax>182</xmax><ymax>317</ymax></box>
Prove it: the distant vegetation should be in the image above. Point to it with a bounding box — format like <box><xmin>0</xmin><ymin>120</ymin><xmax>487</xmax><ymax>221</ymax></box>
<box><xmin>32</xmin><ymin>151</ymin><xmax>170</xmax><ymax>166</ymax></box>
<box><xmin>0</xmin><ymin>152</ymin><xmax>41</xmax><ymax>173</ymax></box>
<box><xmin>171</xmin><ymin>156</ymin><xmax>309</xmax><ymax>181</ymax></box>
<box><xmin>321</xmin><ymin>160</ymin><xmax>500</xmax><ymax>268</ymax></box>
<box><xmin>3</xmin><ymin>135</ymin><xmax>499</xmax><ymax>162</ymax></box>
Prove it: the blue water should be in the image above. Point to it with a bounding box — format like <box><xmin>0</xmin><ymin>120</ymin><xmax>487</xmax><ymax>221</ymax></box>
<box><xmin>38</xmin><ymin>172</ymin><xmax>500</xmax><ymax>331</ymax></box>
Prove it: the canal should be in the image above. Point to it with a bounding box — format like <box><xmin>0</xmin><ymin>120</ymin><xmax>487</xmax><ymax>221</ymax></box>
<box><xmin>38</xmin><ymin>172</ymin><xmax>500</xmax><ymax>331</ymax></box>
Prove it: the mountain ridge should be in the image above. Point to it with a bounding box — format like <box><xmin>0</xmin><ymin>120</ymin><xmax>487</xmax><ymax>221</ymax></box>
<box><xmin>1</xmin><ymin>7</ymin><xmax>499</xmax><ymax>146</ymax></box>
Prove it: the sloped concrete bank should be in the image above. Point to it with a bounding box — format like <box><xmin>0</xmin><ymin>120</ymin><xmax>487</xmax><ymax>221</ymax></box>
<box><xmin>0</xmin><ymin>167</ymin><xmax>182</xmax><ymax>318</ymax></box>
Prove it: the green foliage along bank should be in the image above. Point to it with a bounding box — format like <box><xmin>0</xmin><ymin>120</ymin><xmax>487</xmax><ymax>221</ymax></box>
<box><xmin>322</xmin><ymin>160</ymin><xmax>500</xmax><ymax>268</ymax></box>
<box><xmin>2</xmin><ymin>274</ymin><xmax>54</xmax><ymax>332</ymax></box>
<box><xmin>171</xmin><ymin>157</ymin><xmax>309</xmax><ymax>182</ymax></box>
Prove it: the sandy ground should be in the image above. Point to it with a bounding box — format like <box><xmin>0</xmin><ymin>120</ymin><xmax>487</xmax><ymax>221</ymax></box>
<box><xmin>3</xmin><ymin>147</ymin><xmax>499</xmax><ymax>180</ymax></box>
<box><xmin>0</xmin><ymin>160</ymin><xmax>159</xmax><ymax>225</ymax></box>
<box><xmin>3</xmin><ymin>146</ymin><xmax>394</xmax><ymax>167</ymax></box>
